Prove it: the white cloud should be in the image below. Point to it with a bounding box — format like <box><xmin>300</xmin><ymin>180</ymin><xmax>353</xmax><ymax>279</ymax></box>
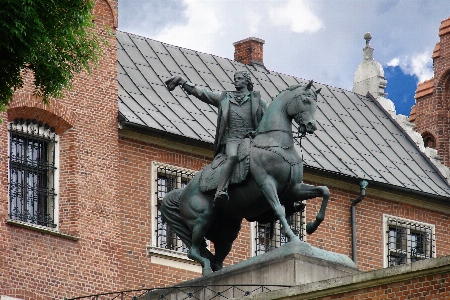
<box><xmin>387</xmin><ymin>57</ymin><xmax>400</xmax><ymax>67</ymax></box>
<box><xmin>386</xmin><ymin>50</ymin><xmax>433</xmax><ymax>83</ymax></box>
<box><xmin>269</xmin><ymin>0</ymin><xmax>324</xmax><ymax>33</ymax></box>
<box><xmin>247</xmin><ymin>10</ymin><xmax>262</xmax><ymax>34</ymax></box>
<box><xmin>409</xmin><ymin>51</ymin><xmax>434</xmax><ymax>82</ymax></box>
<box><xmin>152</xmin><ymin>0</ymin><xmax>222</xmax><ymax>52</ymax></box>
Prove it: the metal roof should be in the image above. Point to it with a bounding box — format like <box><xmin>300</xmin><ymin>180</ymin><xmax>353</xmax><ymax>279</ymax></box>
<box><xmin>117</xmin><ymin>31</ymin><xmax>450</xmax><ymax>200</ymax></box>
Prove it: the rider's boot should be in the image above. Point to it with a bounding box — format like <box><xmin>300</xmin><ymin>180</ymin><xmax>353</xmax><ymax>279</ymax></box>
<box><xmin>214</xmin><ymin>156</ymin><xmax>238</xmax><ymax>206</ymax></box>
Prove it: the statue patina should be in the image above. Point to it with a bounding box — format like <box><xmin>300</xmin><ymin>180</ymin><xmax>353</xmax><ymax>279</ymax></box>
<box><xmin>166</xmin><ymin>71</ymin><xmax>267</xmax><ymax>206</ymax></box>
<box><xmin>162</xmin><ymin>75</ymin><xmax>329</xmax><ymax>275</ymax></box>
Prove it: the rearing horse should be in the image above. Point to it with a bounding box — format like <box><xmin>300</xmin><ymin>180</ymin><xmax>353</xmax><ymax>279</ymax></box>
<box><xmin>161</xmin><ymin>81</ymin><xmax>330</xmax><ymax>275</ymax></box>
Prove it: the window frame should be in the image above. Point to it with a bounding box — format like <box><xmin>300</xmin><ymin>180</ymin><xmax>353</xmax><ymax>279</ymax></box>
<box><xmin>382</xmin><ymin>214</ymin><xmax>436</xmax><ymax>268</ymax></box>
<box><xmin>7</xmin><ymin>120</ymin><xmax>60</xmax><ymax>230</ymax></box>
<box><xmin>147</xmin><ymin>161</ymin><xmax>201</xmax><ymax>270</ymax></box>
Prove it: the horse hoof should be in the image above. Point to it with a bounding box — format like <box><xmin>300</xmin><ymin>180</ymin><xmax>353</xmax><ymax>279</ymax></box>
<box><xmin>306</xmin><ymin>222</ymin><xmax>316</xmax><ymax>235</ymax></box>
<box><xmin>202</xmin><ymin>267</ymin><xmax>213</xmax><ymax>276</ymax></box>
<box><xmin>211</xmin><ymin>263</ymin><xmax>223</xmax><ymax>272</ymax></box>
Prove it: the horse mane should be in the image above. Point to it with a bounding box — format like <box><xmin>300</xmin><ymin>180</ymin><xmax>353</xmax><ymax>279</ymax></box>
<box><xmin>280</xmin><ymin>84</ymin><xmax>303</xmax><ymax>93</ymax></box>
<box><xmin>271</xmin><ymin>84</ymin><xmax>305</xmax><ymax>104</ymax></box>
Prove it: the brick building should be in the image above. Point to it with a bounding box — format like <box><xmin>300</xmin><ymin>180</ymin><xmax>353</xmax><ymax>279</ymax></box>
<box><xmin>1</xmin><ymin>2</ymin><xmax>450</xmax><ymax>299</ymax></box>
<box><xmin>0</xmin><ymin>1</ymin><xmax>121</xmax><ymax>299</ymax></box>
<box><xmin>410</xmin><ymin>17</ymin><xmax>450</xmax><ymax>168</ymax></box>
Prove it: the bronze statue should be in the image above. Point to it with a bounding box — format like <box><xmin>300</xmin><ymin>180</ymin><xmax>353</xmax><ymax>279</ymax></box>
<box><xmin>166</xmin><ymin>71</ymin><xmax>268</xmax><ymax>206</ymax></box>
<box><xmin>162</xmin><ymin>79</ymin><xmax>329</xmax><ymax>275</ymax></box>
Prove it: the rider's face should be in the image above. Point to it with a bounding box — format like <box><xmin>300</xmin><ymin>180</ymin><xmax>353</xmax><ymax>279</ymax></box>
<box><xmin>234</xmin><ymin>74</ymin><xmax>248</xmax><ymax>91</ymax></box>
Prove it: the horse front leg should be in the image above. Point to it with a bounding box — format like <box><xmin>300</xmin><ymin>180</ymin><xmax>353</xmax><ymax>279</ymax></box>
<box><xmin>291</xmin><ymin>183</ymin><xmax>330</xmax><ymax>234</ymax></box>
<box><xmin>261</xmin><ymin>177</ymin><xmax>300</xmax><ymax>243</ymax></box>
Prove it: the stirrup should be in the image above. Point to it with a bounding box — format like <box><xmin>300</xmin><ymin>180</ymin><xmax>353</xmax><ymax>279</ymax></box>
<box><xmin>214</xmin><ymin>190</ymin><xmax>229</xmax><ymax>206</ymax></box>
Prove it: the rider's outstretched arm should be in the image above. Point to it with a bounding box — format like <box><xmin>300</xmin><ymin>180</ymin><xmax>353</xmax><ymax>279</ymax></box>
<box><xmin>167</xmin><ymin>76</ymin><xmax>223</xmax><ymax>108</ymax></box>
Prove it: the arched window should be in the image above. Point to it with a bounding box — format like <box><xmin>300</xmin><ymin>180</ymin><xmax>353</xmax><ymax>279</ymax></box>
<box><xmin>422</xmin><ymin>133</ymin><xmax>436</xmax><ymax>149</ymax></box>
<box><xmin>9</xmin><ymin>119</ymin><xmax>59</xmax><ymax>228</ymax></box>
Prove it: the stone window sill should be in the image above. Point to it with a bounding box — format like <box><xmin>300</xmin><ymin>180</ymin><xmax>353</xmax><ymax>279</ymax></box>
<box><xmin>6</xmin><ymin>219</ymin><xmax>79</xmax><ymax>241</ymax></box>
<box><xmin>146</xmin><ymin>245</ymin><xmax>201</xmax><ymax>273</ymax></box>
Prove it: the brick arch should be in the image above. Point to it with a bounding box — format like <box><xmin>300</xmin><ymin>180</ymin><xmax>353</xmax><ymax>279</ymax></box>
<box><xmin>436</xmin><ymin>67</ymin><xmax>450</xmax><ymax>88</ymax></box>
<box><xmin>93</xmin><ymin>0</ymin><xmax>118</xmax><ymax>28</ymax></box>
<box><xmin>7</xmin><ymin>94</ymin><xmax>76</xmax><ymax>134</ymax></box>
<box><xmin>421</xmin><ymin>131</ymin><xmax>437</xmax><ymax>149</ymax></box>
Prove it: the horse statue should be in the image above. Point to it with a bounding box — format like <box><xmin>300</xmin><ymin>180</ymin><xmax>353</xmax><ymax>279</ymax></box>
<box><xmin>161</xmin><ymin>81</ymin><xmax>329</xmax><ymax>275</ymax></box>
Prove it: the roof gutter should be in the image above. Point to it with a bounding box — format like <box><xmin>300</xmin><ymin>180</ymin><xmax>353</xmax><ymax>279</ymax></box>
<box><xmin>351</xmin><ymin>180</ymin><xmax>369</xmax><ymax>267</ymax></box>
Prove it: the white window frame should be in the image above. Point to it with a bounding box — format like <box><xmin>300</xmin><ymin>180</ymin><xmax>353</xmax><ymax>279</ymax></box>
<box><xmin>251</xmin><ymin>203</ymin><xmax>306</xmax><ymax>257</ymax></box>
<box><xmin>382</xmin><ymin>214</ymin><xmax>436</xmax><ymax>268</ymax></box>
<box><xmin>7</xmin><ymin>121</ymin><xmax>60</xmax><ymax>231</ymax></box>
<box><xmin>147</xmin><ymin>161</ymin><xmax>202</xmax><ymax>272</ymax></box>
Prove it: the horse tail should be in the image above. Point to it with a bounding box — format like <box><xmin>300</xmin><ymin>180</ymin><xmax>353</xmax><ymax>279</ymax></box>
<box><xmin>160</xmin><ymin>189</ymin><xmax>193</xmax><ymax>248</ymax></box>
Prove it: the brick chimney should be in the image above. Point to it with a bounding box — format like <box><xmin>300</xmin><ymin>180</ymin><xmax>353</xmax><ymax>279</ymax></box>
<box><xmin>233</xmin><ymin>37</ymin><xmax>265</xmax><ymax>65</ymax></box>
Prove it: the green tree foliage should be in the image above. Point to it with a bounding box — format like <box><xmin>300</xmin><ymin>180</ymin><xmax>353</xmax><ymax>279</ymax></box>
<box><xmin>0</xmin><ymin>0</ymin><xmax>104</xmax><ymax>113</ymax></box>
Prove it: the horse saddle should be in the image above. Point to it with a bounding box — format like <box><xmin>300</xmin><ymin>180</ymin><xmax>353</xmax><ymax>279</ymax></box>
<box><xmin>199</xmin><ymin>138</ymin><xmax>251</xmax><ymax>193</ymax></box>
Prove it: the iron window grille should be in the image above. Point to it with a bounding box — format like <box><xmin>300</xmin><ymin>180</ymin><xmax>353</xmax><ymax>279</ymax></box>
<box><xmin>155</xmin><ymin>165</ymin><xmax>196</xmax><ymax>253</ymax></box>
<box><xmin>254</xmin><ymin>205</ymin><xmax>305</xmax><ymax>256</ymax></box>
<box><xmin>385</xmin><ymin>215</ymin><xmax>435</xmax><ymax>267</ymax></box>
<box><xmin>8</xmin><ymin>119</ymin><xmax>58</xmax><ymax>228</ymax></box>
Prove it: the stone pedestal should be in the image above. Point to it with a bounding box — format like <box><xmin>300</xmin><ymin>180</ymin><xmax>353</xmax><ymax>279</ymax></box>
<box><xmin>143</xmin><ymin>241</ymin><xmax>359</xmax><ymax>299</ymax></box>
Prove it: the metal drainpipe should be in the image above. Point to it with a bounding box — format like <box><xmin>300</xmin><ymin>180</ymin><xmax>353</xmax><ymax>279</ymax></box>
<box><xmin>351</xmin><ymin>180</ymin><xmax>369</xmax><ymax>267</ymax></box>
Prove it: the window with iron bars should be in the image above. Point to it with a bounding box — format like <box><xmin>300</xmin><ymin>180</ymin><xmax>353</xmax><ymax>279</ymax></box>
<box><xmin>384</xmin><ymin>215</ymin><xmax>435</xmax><ymax>267</ymax></box>
<box><xmin>254</xmin><ymin>204</ymin><xmax>306</xmax><ymax>256</ymax></box>
<box><xmin>154</xmin><ymin>163</ymin><xmax>196</xmax><ymax>253</ymax></box>
<box><xmin>8</xmin><ymin>119</ymin><xmax>58</xmax><ymax>228</ymax></box>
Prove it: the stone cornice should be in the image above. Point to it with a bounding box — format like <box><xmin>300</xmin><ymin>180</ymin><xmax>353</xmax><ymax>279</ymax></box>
<box><xmin>243</xmin><ymin>256</ymin><xmax>450</xmax><ymax>300</ymax></box>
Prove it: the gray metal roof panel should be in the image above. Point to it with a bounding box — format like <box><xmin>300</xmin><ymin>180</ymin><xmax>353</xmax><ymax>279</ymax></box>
<box><xmin>129</xmin><ymin>35</ymin><xmax>158</xmax><ymax>58</ymax></box>
<box><xmin>136</xmin><ymin>64</ymin><xmax>161</xmax><ymax>85</ymax></box>
<box><xmin>183</xmin><ymin>52</ymin><xmax>211</xmax><ymax>73</ymax></box>
<box><xmin>123</xmin><ymin>44</ymin><xmax>149</xmax><ymax>67</ymax></box>
<box><xmin>196</xmin><ymin>72</ymin><xmax>224</xmax><ymax>91</ymax></box>
<box><xmin>180</xmin><ymin>66</ymin><xmax>208</xmax><ymax>87</ymax></box>
<box><xmin>118</xmin><ymin>72</ymin><xmax>141</xmax><ymax>95</ymax></box>
<box><xmin>144</xmin><ymin>56</ymin><xmax>172</xmax><ymax>78</ymax></box>
<box><xmin>117</xmin><ymin>31</ymin><xmax>450</xmax><ymax>199</ymax></box>
<box><xmin>204</xmin><ymin>63</ymin><xmax>233</xmax><ymax>83</ymax></box>
<box><xmin>217</xmin><ymin>58</ymin><xmax>237</xmax><ymax>72</ymax></box>
<box><xmin>157</xmin><ymin>53</ymin><xmax>184</xmax><ymax>75</ymax></box>
<box><xmin>117</xmin><ymin>48</ymin><xmax>136</xmax><ymax>69</ymax></box>
<box><xmin>166</xmin><ymin>46</ymin><xmax>191</xmax><ymax>67</ymax></box>
<box><xmin>125</xmin><ymin>67</ymin><xmax>151</xmax><ymax>88</ymax></box>
<box><xmin>146</xmin><ymin>38</ymin><xmax>170</xmax><ymax>55</ymax></box>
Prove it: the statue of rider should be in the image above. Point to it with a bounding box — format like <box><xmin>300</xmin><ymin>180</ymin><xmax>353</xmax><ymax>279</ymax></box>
<box><xmin>166</xmin><ymin>71</ymin><xmax>268</xmax><ymax>206</ymax></box>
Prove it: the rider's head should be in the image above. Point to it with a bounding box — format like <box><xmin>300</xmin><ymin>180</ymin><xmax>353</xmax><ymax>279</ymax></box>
<box><xmin>235</xmin><ymin>70</ymin><xmax>253</xmax><ymax>91</ymax></box>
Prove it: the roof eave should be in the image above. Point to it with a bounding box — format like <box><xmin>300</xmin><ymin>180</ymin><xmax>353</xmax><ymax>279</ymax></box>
<box><xmin>305</xmin><ymin>166</ymin><xmax>450</xmax><ymax>204</ymax></box>
<box><xmin>120</xmin><ymin>120</ymin><xmax>214</xmax><ymax>150</ymax></box>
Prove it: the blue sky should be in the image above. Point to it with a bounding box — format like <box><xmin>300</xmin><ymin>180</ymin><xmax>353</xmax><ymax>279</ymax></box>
<box><xmin>118</xmin><ymin>0</ymin><xmax>450</xmax><ymax>117</ymax></box>
<box><xmin>384</xmin><ymin>66</ymin><xmax>418</xmax><ymax>116</ymax></box>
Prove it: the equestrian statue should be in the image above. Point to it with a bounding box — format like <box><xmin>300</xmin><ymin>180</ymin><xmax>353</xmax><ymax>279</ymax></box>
<box><xmin>162</xmin><ymin>72</ymin><xmax>329</xmax><ymax>275</ymax></box>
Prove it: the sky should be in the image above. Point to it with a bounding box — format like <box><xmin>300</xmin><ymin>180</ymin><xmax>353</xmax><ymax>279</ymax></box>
<box><xmin>118</xmin><ymin>0</ymin><xmax>450</xmax><ymax>116</ymax></box>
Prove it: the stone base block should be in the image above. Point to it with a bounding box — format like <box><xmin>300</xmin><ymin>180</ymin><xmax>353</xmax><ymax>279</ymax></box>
<box><xmin>144</xmin><ymin>241</ymin><xmax>359</xmax><ymax>299</ymax></box>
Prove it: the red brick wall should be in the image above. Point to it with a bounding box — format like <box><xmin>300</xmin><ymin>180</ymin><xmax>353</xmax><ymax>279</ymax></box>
<box><xmin>117</xmin><ymin>133</ymin><xmax>450</xmax><ymax>291</ymax></box>
<box><xmin>413</xmin><ymin>17</ymin><xmax>450</xmax><ymax>167</ymax></box>
<box><xmin>305</xmin><ymin>183</ymin><xmax>450</xmax><ymax>272</ymax></box>
<box><xmin>321</xmin><ymin>272</ymin><xmax>449</xmax><ymax>299</ymax></box>
<box><xmin>0</xmin><ymin>1</ymin><xmax>119</xmax><ymax>299</ymax></box>
<box><xmin>118</xmin><ymin>135</ymin><xmax>254</xmax><ymax>289</ymax></box>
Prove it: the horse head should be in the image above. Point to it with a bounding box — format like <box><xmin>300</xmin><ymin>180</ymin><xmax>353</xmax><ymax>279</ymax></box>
<box><xmin>285</xmin><ymin>80</ymin><xmax>320</xmax><ymax>136</ymax></box>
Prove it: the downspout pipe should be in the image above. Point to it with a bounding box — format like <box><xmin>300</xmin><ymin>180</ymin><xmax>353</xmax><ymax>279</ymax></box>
<box><xmin>351</xmin><ymin>180</ymin><xmax>369</xmax><ymax>267</ymax></box>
